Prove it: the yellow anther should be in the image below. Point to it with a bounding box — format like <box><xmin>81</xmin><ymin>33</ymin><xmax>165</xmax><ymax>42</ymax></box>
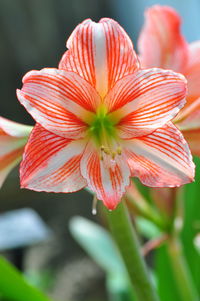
<box><xmin>111</xmin><ymin>152</ymin><xmax>116</xmax><ymax>159</ymax></box>
<box><xmin>104</xmin><ymin>148</ymin><xmax>110</xmax><ymax>155</ymax></box>
<box><xmin>116</xmin><ymin>147</ymin><xmax>122</xmax><ymax>155</ymax></box>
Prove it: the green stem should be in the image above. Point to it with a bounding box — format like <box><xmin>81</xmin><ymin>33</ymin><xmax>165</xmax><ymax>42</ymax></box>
<box><xmin>106</xmin><ymin>201</ymin><xmax>160</xmax><ymax>301</ymax></box>
<box><xmin>167</xmin><ymin>236</ymin><xmax>199</xmax><ymax>301</ymax></box>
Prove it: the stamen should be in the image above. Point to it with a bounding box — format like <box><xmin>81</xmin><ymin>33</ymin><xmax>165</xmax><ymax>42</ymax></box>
<box><xmin>100</xmin><ymin>144</ymin><xmax>122</xmax><ymax>162</ymax></box>
<box><xmin>111</xmin><ymin>152</ymin><xmax>116</xmax><ymax>159</ymax></box>
<box><xmin>104</xmin><ymin>148</ymin><xmax>110</xmax><ymax>155</ymax></box>
<box><xmin>92</xmin><ymin>194</ymin><xmax>98</xmax><ymax>215</ymax></box>
<box><xmin>116</xmin><ymin>147</ymin><xmax>122</xmax><ymax>155</ymax></box>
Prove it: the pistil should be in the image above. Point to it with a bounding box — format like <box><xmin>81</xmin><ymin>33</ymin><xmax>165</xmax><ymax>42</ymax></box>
<box><xmin>88</xmin><ymin>106</ymin><xmax>122</xmax><ymax>163</ymax></box>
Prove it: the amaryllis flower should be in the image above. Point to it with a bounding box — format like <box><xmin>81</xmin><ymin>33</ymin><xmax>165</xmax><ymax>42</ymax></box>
<box><xmin>138</xmin><ymin>5</ymin><xmax>200</xmax><ymax>156</ymax></box>
<box><xmin>0</xmin><ymin>117</ymin><xmax>32</xmax><ymax>188</ymax></box>
<box><xmin>17</xmin><ymin>18</ymin><xmax>194</xmax><ymax>210</ymax></box>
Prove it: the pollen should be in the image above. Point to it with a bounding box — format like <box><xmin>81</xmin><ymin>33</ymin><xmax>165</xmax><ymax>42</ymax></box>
<box><xmin>88</xmin><ymin>105</ymin><xmax>122</xmax><ymax>163</ymax></box>
<box><xmin>100</xmin><ymin>145</ymin><xmax>122</xmax><ymax>161</ymax></box>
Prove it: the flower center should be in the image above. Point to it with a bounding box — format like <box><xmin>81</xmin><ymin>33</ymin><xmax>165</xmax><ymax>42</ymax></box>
<box><xmin>88</xmin><ymin>106</ymin><xmax>122</xmax><ymax>161</ymax></box>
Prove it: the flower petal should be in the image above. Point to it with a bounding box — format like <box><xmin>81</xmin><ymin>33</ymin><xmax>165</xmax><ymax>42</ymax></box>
<box><xmin>59</xmin><ymin>18</ymin><xmax>139</xmax><ymax>97</ymax></box>
<box><xmin>20</xmin><ymin>124</ymin><xmax>87</xmax><ymax>192</ymax></box>
<box><xmin>80</xmin><ymin>142</ymin><xmax>131</xmax><ymax>210</ymax></box>
<box><xmin>0</xmin><ymin>147</ymin><xmax>24</xmax><ymax>188</ymax></box>
<box><xmin>106</xmin><ymin>69</ymin><xmax>187</xmax><ymax>138</ymax></box>
<box><xmin>176</xmin><ymin>97</ymin><xmax>200</xmax><ymax>130</ymax></box>
<box><xmin>138</xmin><ymin>5</ymin><xmax>188</xmax><ymax>72</ymax></box>
<box><xmin>124</xmin><ymin>122</ymin><xmax>194</xmax><ymax>187</ymax></box>
<box><xmin>0</xmin><ymin>117</ymin><xmax>32</xmax><ymax>188</ymax></box>
<box><xmin>0</xmin><ymin>116</ymin><xmax>33</xmax><ymax>137</ymax></box>
<box><xmin>17</xmin><ymin>68</ymin><xmax>100</xmax><ymax>139</ymax></box>
<box><xmin>176</xmin><ymin>99</ymin><xmax>200</xmax><ymax>157</ymax></box>
<box><xmin>185</xmin><ymin>41</ymin><xmax>200</xmax><ymax>102</ymax></box>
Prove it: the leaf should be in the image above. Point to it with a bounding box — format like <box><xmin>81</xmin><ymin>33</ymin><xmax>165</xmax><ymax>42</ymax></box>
<box><xmin>69</xmin><ymin>216</ymin><xmax>124</xmax><ymax>274</ymax></box>
<box><xmin>154</xmin><ymin>157</ymin><xmax>200</xmax><ymax>300</ymax></box>
<box><xmin>136</xmin><ymin>217</ymin><xmax>161</xmax><ymax>239</ymax></box>
<box><xmin>106</xmin><ymin>272</ymin><xmax>135</xmax><ymax>301</ymax></box>
<box><xmin>155</xmin><ymin>246</ymin><xmax>181</xmax><ymax>301</ymax></box>
<box><xmin>181</xmin><ymin>156</ymin><xmax>200</xmax><ymax>294</ymax></box>
<box><xmin>0</xmin><ymin>256</ymin><xmax>52</xmax><ymax>301</ymax></box>
<box><xmin>69</xmin><ymin>216</ymin><xmax>136</xmax><ymax>301</ymax></box>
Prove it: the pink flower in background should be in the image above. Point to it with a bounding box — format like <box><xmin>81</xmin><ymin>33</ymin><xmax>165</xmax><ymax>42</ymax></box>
<box><xmin>0</xmin><ymin>117</ymin><xmax>32</xmax><ymax>188</ymax></box>
<box><xmin>138</xmin><ymin>5</ymin><xmax>200</xmax><ymax>156</ymax></box>
<box><xmin>17</xmin><ymin>18</ymin><xmax>194</xmax><ymax>210</ymax></box>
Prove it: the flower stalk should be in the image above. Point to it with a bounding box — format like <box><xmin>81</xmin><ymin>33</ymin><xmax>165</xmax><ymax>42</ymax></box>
<box><xmin>106</xmin><ymin>201</ymin><xmax>160</xmax><ymax>301</ymax></box>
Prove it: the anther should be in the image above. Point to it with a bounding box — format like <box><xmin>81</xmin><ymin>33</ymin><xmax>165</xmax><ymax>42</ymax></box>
<box><xmin>111</xmin><ymin>152</ymin><xmax>116</xmax><ymax>159</ymax></box>
<box><xmin>104</xmin><ymin>148</ymin><xmax>110</xmax><ymax>155</ymax></box>
<box><xmin>116</xmin><ymin>147</ymin><xmax>122</xmax><ymax>155</ymax></box>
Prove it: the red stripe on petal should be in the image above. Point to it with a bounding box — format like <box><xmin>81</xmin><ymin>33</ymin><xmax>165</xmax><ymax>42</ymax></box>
<box><xmin>106</xmin><ymin>69</ymin><xmax>187</xmax><ymax>138</ymax></box>
<box><xmin>59</xmin><ymin>20</ymin><xmax>96</xmax><ymax>88</ymax></box>
<box><xmin>124</xmin><ymin>122</ymin><xmax>194</xmax><ymax>187</ymax></box>
<box><xmin>20</xmin><ymin>124</ymin><xmax>86</xmax><ymax>192</ymax></box>
<box><xmin>17</xmin><ymin>69</ymin><xmax>99</xmax><ymax>139</ymax></box>
<box><xmin>80</xmin><ymin>142</ymin><xmax>130</xmax><ymax>209</ymax></box>
<box><xmin>100</xmin><ymin>18</ymin><xmax>139</xmax><ymax>90</ymax></box>
<box><xmin>59</xmin><ymin>18</ymin><xmax>139</xmax><ymax>97</ymax></box>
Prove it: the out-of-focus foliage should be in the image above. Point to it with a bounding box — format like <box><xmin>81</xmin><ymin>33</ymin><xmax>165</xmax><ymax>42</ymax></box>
<box><xmin>154</xmin><ymin>157</ymin><xmax>200</xmax><ymax>301</ymax></box>
<box><xmin>69</xmin><ymin>216</ymin><xmax>136</xmax><ymax>301</ymax></box>
<box><xmin>0</xmin><ymin>256</ymin><xmax>52</xmax><ymax>301</ymax></box>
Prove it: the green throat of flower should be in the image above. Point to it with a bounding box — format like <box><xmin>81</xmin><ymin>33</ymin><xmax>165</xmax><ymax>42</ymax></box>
<box><xmin>88</xmin><ymin>107</ymin><xmax>122</xmax><ymax>160</ymax></box>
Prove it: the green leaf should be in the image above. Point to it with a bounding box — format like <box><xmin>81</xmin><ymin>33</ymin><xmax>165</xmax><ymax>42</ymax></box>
<box><xmin>154</xmin><ymin>157</ymin><xmax>200</xmax><ymax>300</ymax></box>
<box><xmin>69</xmin><ymin>216</ymin><xmax>124</xmax><ymax>274</ymax></box>
<box><xmin>69</xmin><ymin>216</ymin><xmax>135</xmax><ymax>301</ymax></box>
<box><xmin>106</xmin><ymin>272</ymin><xmax>135</xmax><ymax>301</ymax></box>
<box><xmin>181</xmin><ymin>156</ymin><xmax>200</xmax><ymax>294</ymax></box>
<box><xmin>155</xmin><ymin>246</ymin><xmax>181</xmax><ymax>301</ymax></box>
<box><xmin>0</xmin><ymin>256</ymin><xmax>52</xmax><ymax>301</ymax></box>
<box><xmin>136</xmin><ymin>217</ymin><xmax>161</xmax><ymax>239</ymax></box>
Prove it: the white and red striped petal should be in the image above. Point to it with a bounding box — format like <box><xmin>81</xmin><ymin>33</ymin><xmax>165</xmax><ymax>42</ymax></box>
<box><xmin>80</xmin><ymin>142</ymin><xmax>131</xmax><ymax>210</ymax></box>
<box><xmin>20</xmin><ymin>124</ymin><xmax>87</xmax><ymax>192</ymax></box>
<box><xmin>176</xmin><ymin>98</ymin><xmax>200</xmax><ymax>130</ymax></box>
<box><xmin>0</xmin><ymin>116</ymin><xmax>33</xmax><ymax>138</ymax></box>
<box><xmin>106</xmin><ymin>69</ymin><xmax>187</xmax><ymax>138</ymax></box>
<box><xmin>0</xmin><ymin>117</ymin><xmax>32</xmax><ymax>188</ymax></box>
<box><xmin>176</xmin><ymin>100</ymin><xmax>200</xmax><ymax>157</ymax></box>
<box><xmin>59</xmin><ymin>18</ymin><xmax>139</xmax><ymax>97</ymax></box>
<box><xmin>17</xmin><ymin>68</ymin><xmax>100</xmax><ymax>139</ymax></box>
<box><xmin>124</xmin><ymin>122</ymin><xmax>194</xmax><ymax>187</ymax></box>
<box><xmin>0</xmin><ymin>147</ymin><xmax>24</xmax><ymax>188</ymax></box>
<box><xmin>138</xmin><ymin>5</ymin><xmax>188</xmax><ymax>72</ymax></box>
